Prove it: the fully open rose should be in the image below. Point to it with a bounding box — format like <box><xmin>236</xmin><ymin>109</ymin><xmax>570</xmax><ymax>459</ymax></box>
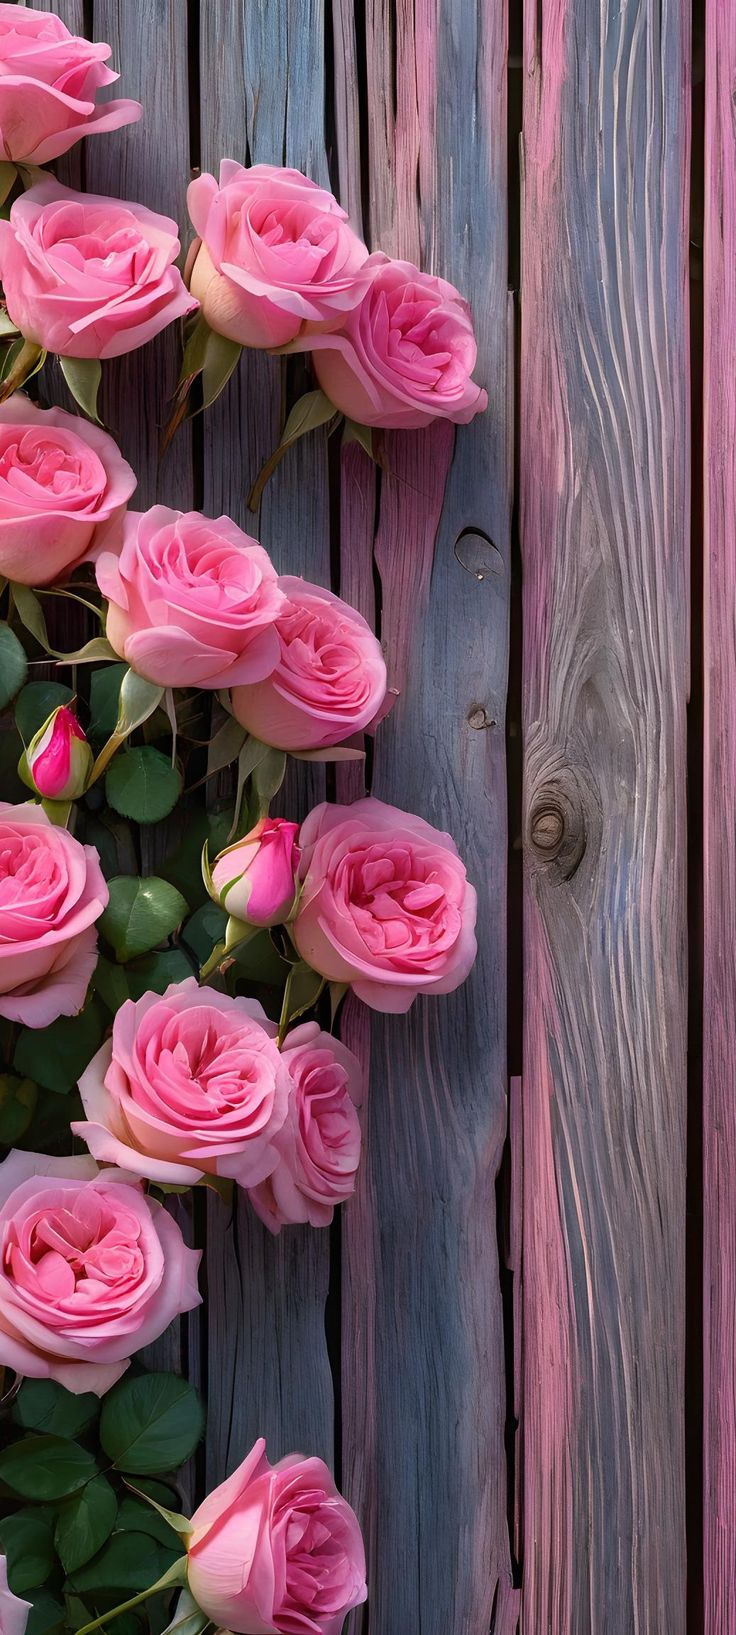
<box><xmin>0</xmin><ymin>1556</ymin><xmax>29</xmax><ymax>1635</ymax></box>
<box><xmin>292</xmin><ymin>797</ymin><xmax>477</xmax><ymax>1012</ymax></box>
<box><xmin>96</xmin><ymin>507</ymin><xmax>286</xmax><ymax>688</ymax></box>
<box><xmin>0</xmin><ymin>180</ymin><xmax>196</xmax><ymax>359</ymax></box>
<box><xmin>0</xmin><ymin>802</ymin><xmax>107</xmax><ymax>1028</ymax></box>
<box><xmin>0</xmin><ymin>1151</ymin><xmax>201</xmax><ymax>1396</ymax></box>
<box><xmin>187</xmin><ymin>161</ymin><xmax>370</xmax><ymax>349</ymax></box>
<box><xmin>231</xmin><ymin>576</ymin><xmax>387</xmax><ymax>750</ymax></box>
<box><xmin>187</xmin><ymin>1438</ymin><xmax>367</xmax><ymax>1635</ymax></box>
<box><xmin>0</xmin><ymin>395</ymin><xmax>135</xmax><ymax>585</ymax></box>
<box><xmin>74</xmin><ymin>981</ymin><xmax>291</xmax><ymax>1189</ymax></box>
<box><xmin>0</xmin><ymin>4</ymin><xmax>141</xmax><ymax>166</ymax></box>
<box><xmin>249</xmin><ymin>1022</ymin><xmax>363</xmax><ymax>1232</ymax></box>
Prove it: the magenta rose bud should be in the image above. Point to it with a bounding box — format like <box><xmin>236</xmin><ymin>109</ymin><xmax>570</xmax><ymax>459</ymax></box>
<box><xmin>0</xmin><ymin>802</ymin><xmax>107</xmax><ymax>1028</ymax></box>
<box><xmin>73</xmin><ymin>980</ymin><xmax>291</xmax><ymax>1189</ymax></box>
<box><xmin>209</xmin><ymin>817</ymin><xmax>301</xmax><ymax>928</ymax></box>
<box><xmin>0</xmin><ymin>396</ymin><xmax>136</xmax><ymax>586</ymax></box>
<box><xmin>0</xmin><ymin>4</ymin><xmax>141</xmax><ymax>166</ymax></box>
<box><xmin>0</xmin><ymin>1555</ymin><xmax>30</xmax><ymax>1635</ymax></box>
<box><xmin>96</xmin><ymin>506</ymin><xmax>286</xmax><ymax>689</ymax></box>
<box><xmin>307</xmin><ymin>253</ymin><xmax>487</xmax><ymax>429</ymax></box>
<box><xmin>292</xmin><ymin>797</ymin><xmax>478</xmax><ymax>1013</ymax></box>
<box><xmin>0</xmin><ymin>1151</ymin><xmax>201</xmax><ymax>1395</ymax></box>
<box><xmin>187</xmin><ymin>1438</ymin><xmax>367</xmax><ymax>1635</ymax></box>
<box><xmin>231</xmin><ymin>576</ymin><xmax>387</xmax><ymax>751</ymax></box>
<box><xmin>20</xmin><ymin>704</ymin><xmax>92</xmax><ymax>801</ymax></box>
<box><xmin>249</xmin><ymin>1022</ymin><xmax>363</xmax><ymax>1232</ymax></box>
<box><xmin>187</xmin><ymin>160</ymin><xmax>370</xmax><ymax>349</ymax></box>
<box><xmin>0</xmin><ymin>180</ymin><xmax>197</xmax><ymax>360</ymax></box>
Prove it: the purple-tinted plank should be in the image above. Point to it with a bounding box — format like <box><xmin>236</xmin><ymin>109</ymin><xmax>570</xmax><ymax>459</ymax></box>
<box><xmin>703</xmin><ymin>5</ymin><xmax>736</xmax><ymax>1628</ymax></box>
<box><xmin>519</xmin><ymin>1</ymin><xmax>690</xmax><ymax>1628</ymax></box>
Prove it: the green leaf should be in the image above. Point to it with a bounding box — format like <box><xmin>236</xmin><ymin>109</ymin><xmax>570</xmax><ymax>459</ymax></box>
<box><xmin>0</xmin><ymin>1072</ymin><xmax>37</xmax><ymax>1143</ymax></box>
<box><xmin>125</xmin><ymin>949</ymin><xmax>193</xmax><ymax>1001</ymax></box>
<box><xmin>89</xmin><ymin>663</ymin><xmax>128</xmax><ymax>741</ymax></box>
<box><xmin>100</xmin><ymin>877</ymin><xmax>189</xmax><ymax>964</ymax></box>
<box><xmin>342</xmin><ymin>417</ymin><xmax>377</xmax><ymax>459</ymax></box>
<box><xmin>201</xmin><ymin>329</ymin><xmax>242</xmax><ymax>408</ymax></box>
<box><xmin>231</xmin><ymin>928</ymin><xmax>290</xmax><ymax>986</ymax></box>
<box><xmin>0</xmin><ymin>1509</ymin><xmax>55</xmax><ymax>1593</ymax></box>
<box><xmin>161</xmin><ymin>1587</ymin><xmax>210</xmax><ymax>1635</ymax></box>
<box><xmin>0</xmin><ymin>1435</ymin><xmax>97</xmax><ymax>1500</ymax></box>
<box><xmin>278</xmin><ymin>960</ymin><xmax>326</xmax><ymax>1044</ymax></box>
<box><xmin>106</xmin><ymin>746</ymin><xmax>182</xmax><ymax>825</ymax></box>
<box><xmin>69</xmin><ymin>1531</ymin><xmax>181</xmax><ymax>1596</ymax></box>
<box><xmin>117</xmin><ymin>670</ymin><xmax>166</xmax><ymax>738</ymax></box>
<box><xmin>59</xmin><ymin>356</ymin><xmax>101</xmax><ymax>423</ymax></box>
<box><xmin>0</xmin><ymin>163</ymin><xmax>17</xmax><ymax>208</ymax></box>
<box><xmin>26</xmin><ymin>1592</ymin><xmax>66</xmax><ymax>1635</ymax></box>
<box><xmin>10</xmin><ymin>584</ymin><xmax>49</xmax><ymax>652</ymax></box>
<box><xmin>13</xmin><ymin>998</ymin><xmax>106</xmax><ymax>1094</ymax></box>
<box><xmin>117</xmin><ymin>1494</ymin><xmax>188</xmax><ymax>1547</ymax></box>
<box><xmin>15</xmin><ymin>680</ymin><xmax>73</xmax><ymax>742</ymax></box>
<box><xmin>247</xmin><ymin>389</ymin><xmax>339</xmax><ymax>511</ymax></box>
<box><xmin>0</xmin><ymin>338</ymin><xmax>45</xmax><ymax>403</ymax></box>
<box><xmin>0</xmin><ymin>621</ymin><xmax>28</xmax><ymax>708</ymax></box>
<box><xmin>92</xmin><ymin>954</ymin><xmax>132</xmax><ymax>1014</ymax></box>
<box><xmin>181</xmin><ymin>901</ymin><xmax>227</xmax><ymax>966</ymax></box>
<box><xmin>69</xmin><ymin>1556</ymin><xmax>187</xmax><ymax>1635</ymax></box>
<box><xmin>99</xmin><ymin>1373</ymin><xmax>205</xmax><ymax>1475</ymax></box>
<box><xmin>251</xmin><ymin>746</ymin><xmax>287</xmax><ymax>816</ymax></box>
<box><xmin>12</xmin><ymin>1378</ymin><xmax>99</xmax><ymax>1439</ymax></box>
<box><xmin>55</xmin><ymin>1475</ymin><xmax>118</xmax><ymax>1574</ymax></box>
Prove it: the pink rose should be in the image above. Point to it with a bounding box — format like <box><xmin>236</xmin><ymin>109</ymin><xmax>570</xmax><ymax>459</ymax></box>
<box><xmin>0</xmin><ymin>396</ymin><xmax>135</xmax><ymax>586</ymax></box>
<box><xmin>210</xmin><ymin>817</ymin><xmax>300</xmax><ymax>927</ymax></box>
<box><xmin>186</xmin><ymin>160</ymin><xmax>370</xmax><ymax>349</ymax></box>
<box><xmin>249</xmin><ymin>1022</ymin><xmax>363</xmax><ymax>1232</ymax></box>
<box><xmin>0</xmin><ymin>802</ymin><xmax>108</xmax><ymax>1029</ymax></box>
<box><xmin>0</xmin><ymin>1555</ymin><xmax>29</xmax><ymax>1635</ymax></box>
<box><xmin>0</xmin><ymin>180</ymin><xmax>197</xmax><ymax>360</ymax></box>
<box><xmin>74</xmin><ymin>980</ymin><xmax>290</xmax><ymax>1189</ymax></box>
<box><xmin>187</xmin><ymin>1438</ymin><xmax>367</xmax><ymax>1635</ymax></box>
<box><xmin>307</xmin><ymin>253</ymin><xmax>487</xmax><ymax>428</ymax></box>
<box><xmin>21</xmin><ymin>704</ymin><xmax>92</xmax><ymax>800</ymax></box>
<box><xmin>231</xmin><ymin>576</ymin><xmax>387</xmax><ymax>751</ymax></box>
<box><xmin>96</xmin><ymin>507</ymin><xmax>286</xmax><ymax>688</ymax></box>
<box><xmin>292</xmin><ymin>797</ymin><xmax>478</xmax><ymax>1012</ymax></box>
<box><xmin>0</xmin><ymin>1150</ymin><xmax>201</xmax><ymax>1396</ymax></box>
<box><xmin>0</xmin><ymin>4</ymin><xmax>141</xmax><ymax>166</ymax></box>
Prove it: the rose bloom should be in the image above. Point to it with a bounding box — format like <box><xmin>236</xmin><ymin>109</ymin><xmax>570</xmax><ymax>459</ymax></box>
<box><xmin>0</xmin><ymin>179</ymin><xmax>197</xmax><ymax>360</ymax></box>
<box><xmin>0</xmin><ymin>1555</ymin><xmax>29</xmax><ymax>1635</ymax></box>
<box><xmin>187</xmin><ymin>1437</ymin><xmax>367</xmax><ymax>1635</ymax></box>
<box><xmin>96</xmin><ymin>507</ymin><xmax>286</xmax><ymax>689</ymax></box>
<box><xmin>0</xmin><ymin>4</ymin><xmax>141</xmax><ymax>166</ymax></box>
<box><xmin>249</xmin><ymin>1022</ymin><xmax>363</xmax><ymax>1233</ymax></box>
<box><xmin>305</xmin><ymin>253</ymin><xmax>487</xmax><ymax>429</ymax></box>
<box><xmin>0</xmin><ymin>395</ymin><xmax>135</xmax><ymax>585</ymax></box>
<box><xmin>0</xmin><ymin>1150</ymin><xmax>201</xmax><ymax>1396</ymax></box>
<box><xmin>292</xmin><ymin>797</ymin><xmax>477</xmax><ymax>1013</ymax></box>
<box><xmin>186</xmin><ymin>160</ymin><xmax>370</xmax><ymax>349</ymax></box>
<box><xmin>74</xmin><ymin>980</ymin><xmax>291</xmax><ymax>1189</ymax></box>
<box><xmin>231</xmin><ymin>576</ymin><xmax>387</xmax><ymax>751</ymax></box>
<box><xmin>210</xmin><ymin>817</ymin><xmax>300</xmax><ymax>927</ymax></box>
<box><xmin>22</xmin><ymin>704</ymin><xmax>92</xmax><ymax>801</ymax></box>
<box><xmin>0</xmin><ymin>802</ymin><xmax>107</xmax><ymax>1028</ymax></box>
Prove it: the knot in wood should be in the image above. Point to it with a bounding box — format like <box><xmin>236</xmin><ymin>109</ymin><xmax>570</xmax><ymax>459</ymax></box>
<box><xmin>525</xmin><ymin>769</ymin><xmax>590</xmax><ymax>882</ymax></box>
<box><xmin>530</xmin><ymin>804</ymin><xmax>565</xmax><ymax>853</ymax></box>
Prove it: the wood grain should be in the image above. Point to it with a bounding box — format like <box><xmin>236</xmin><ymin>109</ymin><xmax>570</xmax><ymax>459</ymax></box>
<box><xmin>519</xmin><ymin>1</ymin><xmax>690</xmax><ymax>1629</ymax></box>
<box><xmin>702</xmin><ymin>4</ymin><xmax>736</xmax><ymax>1628</ymax></box>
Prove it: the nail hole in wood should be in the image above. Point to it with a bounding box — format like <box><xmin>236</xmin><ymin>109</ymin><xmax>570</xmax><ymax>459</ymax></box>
<box><xmin>454</xmin><ymin>528</ymin><xmax>504</xmax><ymax>580</ymax></box>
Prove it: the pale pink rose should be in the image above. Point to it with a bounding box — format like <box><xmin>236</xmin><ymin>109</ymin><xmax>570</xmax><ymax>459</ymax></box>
<box><xmin>249</xmin><ymin>1022</ymin><xmax>363</xmax><ymax>1233</ymax></box>
<box><xmin>186</xmin><ymin>160</ymin><xmax>370</xmax><ymax>349</ymax></box>
<box><xmin>0</xmin><ymin>396</ymin><xmax>135</xmax><ymax>586</ymax></box>
<box><xmin>0</xmin><ymin>180</ymin><xmax>197</xmax><ymax>359</ymax></box>
<box><xmin>73</xmin><ymin>980</ymin><xmax>290</xmax><ymax>1189</ymax></box>
<box><xmin>0</xmin><ymin>4</ymin><xmax>141</xmax><ymax>166</ymax></box>
<box><xmin>0</xmin><ymin>1150</ymin><xmax>201</xmax><ymax>1396</ymax></box>
<box><xmin>0</xmin><ymin>1555</ymin><xmax>30</xmax><ymax>1635</ymax></box>
<box><xmin>306</xmin><ymin>253</ymin><xmax>487</xmax><ymax>429</ymax></box>
<box><xmin>96</xmin><ymin>507</ymin><xmax>286</xmax><ymax>688</ymax></box>
<box><xmin>292</xmin><ymin>797</ymin><xmax>477</xmax><ymax>1013</ymax></box>
<box><xmin>22</xmin><ymin>704</ymin><xmax>92</xmax><ymax>800</ymax></box>
<box><xmin>210</xmin><ymin>817</ymin><xmax>300</xmax><ymax>927</ymax></box>
<box><xmin>187</xmin><ymin>1438</ymin><xmax>367</xmax><ymax>1635</ymax></box>
<box><xmin>231</xmin><ymin>576</ymin><xmax>387</xmax><ymax>751</ymax></box>
<box><xmin>0</xmin><ymin>802</ymin><xmax>108</xmax><ymax>1029</ymax></box>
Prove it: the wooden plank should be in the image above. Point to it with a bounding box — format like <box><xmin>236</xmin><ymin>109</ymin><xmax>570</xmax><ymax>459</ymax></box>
<box><xmin>336</xmin><ymin>1</ymin><xmax>514</xmax><ymax>1629</ymax></box>
<box><xmin>197</xmin><ymin>0</ymin><xmax>335</xmax><ymax>1485</ymax></box>
<box><xmin>703</xmin><ymin>4</ymin><xmax>736</xmax><ymax>1628</ymax></box>
<box><xmin>519</xmin><ymin>1</ymin><xmax>690</xmax><ymax>1629</ymax></box>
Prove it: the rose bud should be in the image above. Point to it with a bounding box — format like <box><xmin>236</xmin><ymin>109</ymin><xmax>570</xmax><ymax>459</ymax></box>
<box><xmin>19</xmin><ymin>704</ymin><xmax>93</xmax><ymax>801</ymax></box>
<box><xmin>207</xmin><ymin>817</ymin><xmax>301</xmax><ymax>929</ymax></box>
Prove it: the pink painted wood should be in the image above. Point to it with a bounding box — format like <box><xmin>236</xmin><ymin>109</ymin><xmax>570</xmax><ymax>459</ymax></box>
<box><xmin>703</xmin><ymin>4</ymin><xmax>736</xmax><ymax>1628</ymax></box>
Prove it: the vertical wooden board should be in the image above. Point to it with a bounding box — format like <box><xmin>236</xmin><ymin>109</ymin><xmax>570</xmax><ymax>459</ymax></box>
<box><xmin>519</xmin><ymin>2</ymin><xmax>690</xmax><ymax>1630</ymax></box>
<box><xmin>703</xmin><ymin>5</ymin><xmax>736</xmax><ymax>1628</ymax></box>
<box><xmin>197</xmin><ymin>0</ymin><xmax>334</xmax><ymax>1484</ymax></box>
<box><xmin>338</xmin><ymin>2</ymin><xmax>513</xmax><ymax>1631</ymax></box>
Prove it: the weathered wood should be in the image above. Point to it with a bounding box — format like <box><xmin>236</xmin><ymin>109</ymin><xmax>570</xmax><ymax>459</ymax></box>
<box><xmin>519</xmin><ymin>1</ymin><xmax>690</xmax><ymax>1629</ymax></box>
<box><xmin>702</xmin><ymin>5</ymin><xmax>736</xmax><ymax>1628</ymax></box>
<box><xmin>337</xmin><ymin>2</ymin><xmax>514</xmax><ymax>1631</ymax></box>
